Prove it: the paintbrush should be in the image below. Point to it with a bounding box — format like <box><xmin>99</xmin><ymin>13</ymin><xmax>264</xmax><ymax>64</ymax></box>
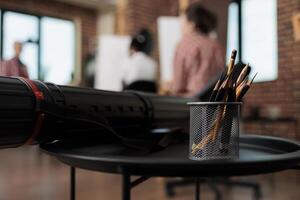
<box><xmin>209</xmin><ymin>80</ymin><xmax>221</xmax><ymax>102</ymax></box>
<box><xmin>227</xmin><ymin>49</ymin><xmax>237</xmax><ymax>75</ymax></box>
<box><xmin>236</xmin><ymin>63</ymin><xmax>251</xmax><ymax>87</ymax></box>
<box><xmin>247</xmin><ymin>72</ymin><xmax>258</xmax><ymax>86</ymax></box>
<box><xmin>236</xmin><ymin>78</ymin><xmax>248</xmax><ymax>98</ymax></box>
<box><xmin>236</xmin><ymin>73</ymin><xmax>257</xmax><ymax>101</ymax></box>
<box><xmin>214</xmin><ymin>68</ymin><xmax>235</xmax><ymax>102</ymax></box>
<box><xmin>209</xmin><ymin>70</ymin><xmax>227</xmax><ymax>102</ymax></box>
<box><xmin>232</xmin><ymin>63</ymin><xmax>246</xmax><ymax>84</ymax></box>
<box><xmin>236</xmin><ymin>85</ymin><xmax>250</xmax><ymax>101</ymax></box>
<box><xmin>212</xmin><ymin>50</ymin><xmax>238</xmax><ymax>143</ymax></box>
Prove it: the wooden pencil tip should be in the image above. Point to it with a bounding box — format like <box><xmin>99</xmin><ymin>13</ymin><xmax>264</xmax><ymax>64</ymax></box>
<box><xmin>248</xmin><ymin>72</ymin><xmax>258</xmax><ymax>85</ymax></box>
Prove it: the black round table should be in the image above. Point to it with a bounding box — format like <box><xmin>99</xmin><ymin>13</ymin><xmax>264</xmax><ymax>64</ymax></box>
<box><xmin>40</xmin><ymin>135</ymin><xmax>300</xmax><ymax>200</ymax></box>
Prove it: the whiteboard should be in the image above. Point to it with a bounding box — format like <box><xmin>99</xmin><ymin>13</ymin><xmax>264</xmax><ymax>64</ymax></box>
<box><xmin>94</xmin><ymin>35</ymin><xmax>130</xmax><ymax>91</ymax></box>
<box><xmin>158</xmin><ymin>17</ymin><xmax>181</xmax><ymax>82</ymax></box>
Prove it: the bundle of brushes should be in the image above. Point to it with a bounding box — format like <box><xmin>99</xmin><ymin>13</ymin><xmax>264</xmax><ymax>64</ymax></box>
<box><xmin>191</xmin><ymin>49</ymin><xmax>257</xmax><ymax>155</ymax></box>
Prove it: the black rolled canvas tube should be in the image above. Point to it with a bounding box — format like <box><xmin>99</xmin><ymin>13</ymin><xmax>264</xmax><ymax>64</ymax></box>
<box><xmin>0</xmin><ymin>76</ymin><xmax>192</xmax><ymax>149</ymax></box>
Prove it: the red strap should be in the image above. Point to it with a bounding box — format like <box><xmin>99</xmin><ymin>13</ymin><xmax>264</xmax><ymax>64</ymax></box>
<box><xmin>23</xmin><ymin>78</ymin><xmax>44</xmax><ymax>101</ymax></box>
<box><xmin>17</xmin><ymin>77</ymin><xmax>45</xmax><ymax>145</ymax></box>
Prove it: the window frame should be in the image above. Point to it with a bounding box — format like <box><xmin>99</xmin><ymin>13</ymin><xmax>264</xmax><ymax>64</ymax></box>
<box><xmin>0</xmin><ymin>8</ymin><xmax>76</xmax><ymax>81</ymax></box>
<box><xmin>229</xmin><ymin>0</ymin><xmax>278</xmax><ymax>82</ymax></box>
<box><xmin>229</xmin><ymin>0</ymin><xmax>243</xmax><ymax>62</ymax></box>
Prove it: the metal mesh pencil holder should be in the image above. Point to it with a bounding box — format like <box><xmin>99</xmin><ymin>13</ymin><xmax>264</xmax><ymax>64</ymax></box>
<box><xmin>188</xmin><ymin>102</ymin><xmax>242</xmax><ymax>160</ymax></box>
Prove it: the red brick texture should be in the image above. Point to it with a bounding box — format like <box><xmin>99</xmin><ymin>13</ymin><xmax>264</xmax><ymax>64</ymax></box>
<box><xmin>0</xmin><ymin>0</ymin><xmax>98</xmax><ymax>66</ymax></box>
<box><xmin>243</xmin><ymin>0</ymin><xmax>300</xmax><ymax>140</ymax></box>
<box><xmin>126</xmin><ymin>0</ymin><xmax>179</xmax><ymax>60</ymax></box>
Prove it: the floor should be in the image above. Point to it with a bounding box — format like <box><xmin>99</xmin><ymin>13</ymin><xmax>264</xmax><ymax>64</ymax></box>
<box><xmin>0</xmin><ymin>146</ymin><xmax>299</xmax><ymax>200</ymax></box>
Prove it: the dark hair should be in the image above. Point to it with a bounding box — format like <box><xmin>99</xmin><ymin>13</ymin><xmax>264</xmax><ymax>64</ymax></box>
<box><xmin>130</xmin><ymin>28</ymin><xmax>153</xmax><ymax>55</ymax></box>
<box><xmin>185</xmin><ymin>2</ymin><xmax>217</xmax><ymax>35</ymax></box>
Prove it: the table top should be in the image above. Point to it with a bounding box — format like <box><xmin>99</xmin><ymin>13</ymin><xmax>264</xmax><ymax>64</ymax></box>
<box><xmin>40</xmin><ymin>135</ymin><xmax>300</xmax><ymax>177</ymax></box>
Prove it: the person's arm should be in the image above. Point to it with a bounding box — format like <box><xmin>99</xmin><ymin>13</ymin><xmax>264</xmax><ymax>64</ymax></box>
<box><xmin>20</xmin><ymin>65</ymin><xmax>29</xmax><ymax>79</ymax></box>
<box><xmin>171</xmin><ymin>45</ymin><xmax>187</xmax><ymax>95</ymax></box>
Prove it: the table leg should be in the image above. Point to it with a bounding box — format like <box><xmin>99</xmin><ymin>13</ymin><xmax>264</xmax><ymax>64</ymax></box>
<box><xmin>196</xmin><ymin>178</ymin><xmax>200</xmax><ymax>200</ymax></box>
<box><xmin>70</xmin><ymin>166</ymin><xmax>76</xmax><ymax>200</ymax></box>
<box><xmin>122</xmin><ymin>174</ymin><xmax>131</xmax><ymax>200</ymax></box>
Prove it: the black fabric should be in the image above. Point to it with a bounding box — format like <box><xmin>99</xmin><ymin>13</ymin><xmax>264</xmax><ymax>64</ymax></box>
<box><xmin>124</xmin><ymin>80</ymin><xmax>157</xmax><ymax>93</ymax></box>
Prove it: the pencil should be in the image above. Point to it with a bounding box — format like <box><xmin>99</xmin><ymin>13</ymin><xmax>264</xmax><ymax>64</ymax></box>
<box><xmin>227</xmin><ymin>49</ymin><xmax>237</xmax><ymax>75</ymax></box>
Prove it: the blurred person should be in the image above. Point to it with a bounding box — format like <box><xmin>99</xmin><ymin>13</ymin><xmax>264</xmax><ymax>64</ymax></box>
<box><xmin>121</xmin><ymin>29</ymin><xmax>157</xmax><ymax>92</ymax></box>
<box><xmin>0</xmin><ymin>41</ymin><xmax>29</xmax><ymax>78</ymax></box>
<box><xmin>170</xmin><ymin>2</ymin><xmax>224</xmax><ymax>97</ymax></box>
<box><xmin>83</xmin><ymin>38</ymin><xmax>97</xmax><ymax>87</ymax></box>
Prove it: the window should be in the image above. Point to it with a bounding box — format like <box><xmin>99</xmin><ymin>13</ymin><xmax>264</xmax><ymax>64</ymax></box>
<box><xmin>2</xmin><ymin>12</ymin><xmax>39</xmax><ymax>79</ymax></box>
<box><xmin>226</xmin><ymin>2</ymin><xmax>239</xmax><ymax>61</ymax></box>
<box><xmin>41</xmin><ymin>17</ymin><xmax>75</xmax><ymax>84</ymax></box>
<box><xmin>0</xmin><ymin>10</ymin><xmax>76</xmax><ymax>84</ymax></box>
<box><xmin>227</xmin><ymin>0</ymin><xmax>278</xmax><ymax>82</ymax></box>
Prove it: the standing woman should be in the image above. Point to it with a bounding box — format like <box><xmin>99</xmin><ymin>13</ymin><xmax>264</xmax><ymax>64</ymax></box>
<box><xmin>171</xmin><ymin>2</ymin><xmax>225</xmax><ymax>97</ymax></box>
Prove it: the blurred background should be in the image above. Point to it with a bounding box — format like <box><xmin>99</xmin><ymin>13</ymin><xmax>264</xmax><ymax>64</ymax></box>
<box><xmin>0</xmin><ymin>0</ymin><xmax>299</xmax><ymax>199</ymax></box>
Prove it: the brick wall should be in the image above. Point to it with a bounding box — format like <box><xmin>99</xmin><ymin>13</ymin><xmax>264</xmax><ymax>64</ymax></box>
<box><xmin>126</xmin><ymin>0</ymin><xmax>179</xmax><ymax>35</ymax></box>
<box><xmin>0</xmin><ymin>0</ymin><xmax>98</xmax><ymax>67</ymax></box>
<box><xmin>126</xmin><ymin>0</ymin><xmax>179</xmax><ymax>61</ymax></box>
<box><xmin>243</xmin><ymin>0</ymin><xmax>300</xmax><ymax>140</ymax></box>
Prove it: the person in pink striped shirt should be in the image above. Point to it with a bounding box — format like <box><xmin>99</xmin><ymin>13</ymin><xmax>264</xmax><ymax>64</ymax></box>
<box><xmin>170</xmin><ymin>2</ymin><xmax>225</xmax><ymax>97</ymax></box>
<box><xmin>0</xmin><ymin>41</ymin><xmax>29</xmax><ymax>78</ymax></box>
